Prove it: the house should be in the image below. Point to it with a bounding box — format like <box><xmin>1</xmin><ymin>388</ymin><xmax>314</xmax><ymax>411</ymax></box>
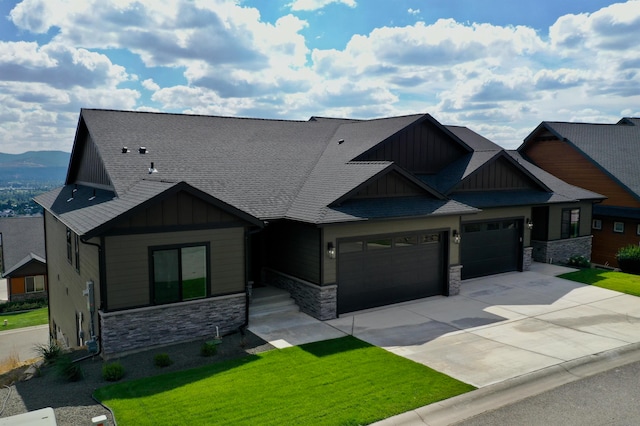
<box><xmin>519</xmin><ymin>118</ymin><xmax>640</xmax><ymax>267</ymax></box>
<box><xmin>0</xmin><ymin>216</ymin><xmax>48</xmax><ymax>302</ymax></box>
<box><xmin>35</xmin><ymin>109</ymin><xmax>602</xmax><ymax>358</ymax></box>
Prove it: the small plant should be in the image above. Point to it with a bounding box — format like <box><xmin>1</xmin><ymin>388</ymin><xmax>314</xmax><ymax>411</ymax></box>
<box><xmin>154</xmin><ymin>353</ymin><xmax>173</xmax><ymax>368</ymax></box>
<box><xmin>616</xmin><ymin>245</ymin><xmax>640</xmax><ymax>274</ymax></box>
<box><xmin>102</xmin><ymin>361</ymin><xmax>125</xmax><ymax>381</ymax></box>
<box><xmin>56</xmin><ymin>355</ymin><xmax>83</xmax><ymax>382</ymax></box>
<box><xmin>200</xmin><ymin>341</ymin><xmax>219</xmax><ymax>357</ymax></box>
<box><xmin>567</xmin><ymin>255</ymin><xmax>590</xmax><ymax>268</ymax></box>
<box><xmin>33</xmin><ymin>342</ymin><xmax>62</xmax><ymax>365</ymax></box>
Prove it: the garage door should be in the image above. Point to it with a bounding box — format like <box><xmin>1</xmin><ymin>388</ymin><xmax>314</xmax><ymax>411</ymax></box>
<box><xmin>337</xmin><ymin>231</ymin><xmax>445</xmax><ymax>314</ymax></box>
<box><xmin>461</xmin><ymin>219</ymin><xmax>522</xmax><ymax>280</ymax></box>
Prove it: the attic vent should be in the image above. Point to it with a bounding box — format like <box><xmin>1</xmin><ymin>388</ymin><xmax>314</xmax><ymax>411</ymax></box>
<box><xmin>338</xmin><ymin>139</ymin><xmax>345</xmax><ymax>145</ymax></box>
<box><xmin>121</xmin><ymin>147</ymin><xmax>129</xmax><ymax>153</ymax></box>
<box><xmin>139</xmin><ymin>146</ymin><xmax>147</xmax><ymax>154</ymax></box>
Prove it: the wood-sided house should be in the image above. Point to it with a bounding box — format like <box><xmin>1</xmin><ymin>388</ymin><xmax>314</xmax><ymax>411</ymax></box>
<box><xmin>520</xmin><ymin>118</ymin><xmax>640</xmax><ymax>267</ymax></box>
<box><xmin>35</xmin><ymin>109</ymin><xmax>602</xmax><ymax>358</ymax></box>
<box><xmin>0</xmin><ymin>216</ymin><xmax>48</xmax><ymax>302</ymax></box>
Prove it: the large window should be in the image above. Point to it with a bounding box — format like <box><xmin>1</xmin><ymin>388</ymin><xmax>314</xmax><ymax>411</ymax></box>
<box><xmin>66</xmin><ymin>228</ymin><xmax>72</xmax><ymax>263</ymax></box>
<box><xmin>561</xmin><ymin>208</ymin><xmax>580</xmax><ymax>239</ymax></box>
<box><xmin>151</xmin><ymin>244</ymin><xmax>209</xmax><ymax>304</ymax></box>
<box><xmin>25</xmin><ymin>275</ymin><xmax>45</xmax><ymax>293</ymax></box>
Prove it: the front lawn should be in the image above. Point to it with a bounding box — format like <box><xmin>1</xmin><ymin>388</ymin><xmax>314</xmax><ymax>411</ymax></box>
<box><xmin>95</xmin><ymin>336</ymin><xmax>475</xmax><ymax>425</ymax></box>
<box><xmin>0</xmin><ymin>307</ymin><xmax>48</xmax><ymax>331</ymax></box>
<box><xmin>559</xmin><ymin>268</ymin><xmax>640</xmax><ymax>296</ymax></box>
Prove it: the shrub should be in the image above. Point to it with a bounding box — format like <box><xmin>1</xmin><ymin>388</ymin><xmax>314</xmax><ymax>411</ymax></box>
<box><xmin>33</xmin><ymin>342</ymin><xmax>62</xmax><ymax>365</ymax></box>
<box><xmin>567</xmin><ymin>255</ymin><xmax>590</xmax><ymax>268</ymax></box>
<box><xmin>154</xmin><ymin>353</ymin><xmax>173</xmax><ymax>368</ymax></box>
<box><xmin>102</xmin><ymin>361</ymin><xmax>125</xmax><ymax>382</ymax></box>
<box><xmin>56</xmin><ymin>355</ymin><xmax>83</xmax><ymax>382</ymax></box>
<box><xmin>200</xmin><ymin>341</ymin><xmax>219</xmax><ymax>357</ymax></box>
<box><xmin>616</xmin><ymin>245</ymin><xmax>640</xmax><ymax>274</ymax></box>
<box><xmin>0</xmin><ymin>299</ymin><xmax>47</xmax><ymax>314</ymax></box>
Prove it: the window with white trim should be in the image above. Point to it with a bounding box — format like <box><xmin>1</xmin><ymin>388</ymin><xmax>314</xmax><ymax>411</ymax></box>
<box><xmin>614</xmin><ymin>221</ymin><xmax>625</xmax><ymax>233</ymax></box>
<box><xmin>25</xmin><ymin>275</ymin><xmax>45</xmax><ymax>293</ymax></box>
<box><xmin>592</xmin><ymin>219</ymin><xmax>602</xmax><ymax>230</ymax></box>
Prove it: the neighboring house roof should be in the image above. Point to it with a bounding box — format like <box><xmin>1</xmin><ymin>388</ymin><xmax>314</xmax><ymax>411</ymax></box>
<box><xmin>0</xmin><ymin>216</ymin><xmax>46</xmax><ymax>277</ymax></box>
<box><xmin>36</xmin><ymin>109</ymin><xmax>604</xmax><ymax>236</ymax></box>
<box><xmin>521</xmin><ymin>118</ymin><xmax>640</xmax><ymax>202</ymax></box>
<box><xmin>3</xmin><ymin>253</ymin><xmax>46</xmax><ymax>277</ymax></box>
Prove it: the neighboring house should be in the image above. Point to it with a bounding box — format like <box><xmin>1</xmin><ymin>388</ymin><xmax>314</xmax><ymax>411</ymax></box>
<box><xmin>35</xmin><ymin>109</ymin><xmax>602</xmax><ymax>358</ymax></box>
<box><xmin>0</xmin><ymin>216</ymin><xmax>48</xmax><ymax>302</ymax></box>
<box><xmin>519</xmin><ymin>118</ymin><xmax>640</xmax><ymax>267</ymax></box>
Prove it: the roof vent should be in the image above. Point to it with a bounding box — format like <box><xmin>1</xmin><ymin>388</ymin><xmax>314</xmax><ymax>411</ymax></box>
<box><xmin>148</xmin><ymin>162</ymin><xmax>158</xmax><ymax>174</ymax></box>
<box><xmin>89</xmin><ymin>189</ymin><xmax>96</xmax><ymax>201</ymax></box>
<box><xmin>139</xmin><ymin>146</ymin><xmax>147</xmax><ymax>154</ymax></box>
<box><xmin>121</xmin><ymin>147</ymin><xmax>129</xmax><ymax>153</ymax></box>
<box><xmin>338</xmin><ymin>139</ymin><xmax>345</xmax><ymax>145</ymax></box>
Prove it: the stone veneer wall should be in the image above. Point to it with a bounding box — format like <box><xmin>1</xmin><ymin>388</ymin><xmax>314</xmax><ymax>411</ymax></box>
<box><xmin>448</xmin><ymin>265</ymin><xmax>463</xmax><ymax>296</ymax></box>
<box><xmin>100</xmin><ymin>293</ymin><xmax>245</xmax><ymax>359</ymax></box>
<box><xmin>531</xmin><ymin>236</ymin><xmax>593</xmax><ymax>264</ymax></box>
<box><xmin>10</xmin><ymin>290</ymin><xmax>48</xmax><ymax>303</ymax></box>
<box><xmin>262</xmin><ymin>268</ymin><xmax>337</xmax><ymax>320</ymax></box>
<box><xmin>523</xmin><ymin>247</ymin><xmax>533</xmax><ymax>271</ymax></box>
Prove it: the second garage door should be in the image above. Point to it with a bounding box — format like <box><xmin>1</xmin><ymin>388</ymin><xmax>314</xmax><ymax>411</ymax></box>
<box><xmin>337</xmin><ymin>231</ymin><xmax>445</xmax><ymax>314</ymax></box>
<box><xmin>461</xmin><ymin>219</ymin><xmax>522</xmax><ymax>280</ymax></box>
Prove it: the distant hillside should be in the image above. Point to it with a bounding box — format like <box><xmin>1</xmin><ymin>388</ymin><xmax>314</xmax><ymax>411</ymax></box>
<box><xmin>0</xmin><ymin>151</ymin><xmax>70</xmax><ymax>185</ymax></box>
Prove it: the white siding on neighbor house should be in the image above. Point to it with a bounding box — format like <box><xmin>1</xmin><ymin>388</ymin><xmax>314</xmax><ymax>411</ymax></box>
<box><xmin>104</xmin><ymin>227</ymin><xmax>245</xmax><ymax>310</ymax></box>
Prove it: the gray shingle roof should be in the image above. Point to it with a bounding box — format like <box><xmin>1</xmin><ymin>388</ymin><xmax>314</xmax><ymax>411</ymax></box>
<box><xmin>528</xmin><ymin>119</ymin><xmax>640</xmax><ymax>199</ymax></box>
<box><xmin>0</xmin><ymin>216</ymin><xmax>45</xmax><ymax>275</ymax></box>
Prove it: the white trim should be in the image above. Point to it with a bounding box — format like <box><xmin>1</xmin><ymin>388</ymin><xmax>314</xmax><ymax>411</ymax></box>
<box><xmin>592</xmin><ymin>219</ymin><xmax>602</xmax><ymax>230</ymax></box>
<box><xmin>614</xmin><ymin>221</ymin><xmax>625</xmax><ymax>233</ymax></box>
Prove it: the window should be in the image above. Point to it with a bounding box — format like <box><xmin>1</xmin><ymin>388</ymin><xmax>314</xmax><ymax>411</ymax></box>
<box><xmin>395</xmin><ymin>235</ymin><xmax>418</xmax><ymax>247</ymax></box>
<box><xmin>339</xmin><ymin>241</ymin><xmax>363</xmax><ymax>254</ymax></box>
<box><xmin>592</xmin><ymin>219</ymin><xmax>602</xmax><ymax>230</ymax></box>
<box><xmin>561</xmin><ymin>208</ymin><xmax>580</xmax><ymax>239</ymax></box>
<box><xmin>637</xmin><ymin>224</ymin><xmax>640</xmax><ymax>236</ymax></box>
<box><xmin>74</xmin><ymin>233</ymin><xmax>80</xmax><ymax>272</ymax></box>
<box><xmin>25</xmin><ymin>276</ymin><xmax>45</xmax><ymax>293</ymax></box>
<box><xmin>614</xmin><ymin>221</ymin><xmax>625</xmax><ymax>233</ymax></box>
<box><xmin>151</xmin><ymin>244</ymin><xmax>208</xmax><ymax>305</ymax></box>
<box><xmin>367</xmin><ymin>238</ymin><xmax>392</xmax><ymax>250</ymax></box>
<box><xmin>66</xmin><ymin>228</ymin><xmax>72</xmax><ymax>263</ymax></box>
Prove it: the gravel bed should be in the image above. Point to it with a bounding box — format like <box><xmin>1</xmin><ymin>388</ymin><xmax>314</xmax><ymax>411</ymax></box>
<box><xmin>0</xmin><ymin>330</ymin><xmax>274</xmax><ymax>425</ymax></box>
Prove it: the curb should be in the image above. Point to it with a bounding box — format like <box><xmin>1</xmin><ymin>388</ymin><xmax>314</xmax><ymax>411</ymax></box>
<box><xmin>374</xmin><ymin>341</ymin><xmax>640</xmax><ymax>426</ymax></box>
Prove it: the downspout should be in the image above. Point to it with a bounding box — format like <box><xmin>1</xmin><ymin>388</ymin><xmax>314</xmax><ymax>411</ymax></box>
<box><xmin>79</xmin><ymin>237</ymin><xmax>105</xmax><ymax>358</ymax></box>
<box><xmin>243</xmin><ymin>225</ymin><xmax>265</xmax><ymax>329</ymax></box>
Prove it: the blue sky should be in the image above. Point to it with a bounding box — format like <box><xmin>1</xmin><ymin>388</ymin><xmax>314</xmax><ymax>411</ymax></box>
<box><xmin>0</xmin><ymin>0</ymin><xmax>638</xmax><ymax>153</ymax></box>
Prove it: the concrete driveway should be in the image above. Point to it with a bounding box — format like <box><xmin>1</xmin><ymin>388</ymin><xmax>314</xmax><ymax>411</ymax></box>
<box><xmin>327</xmin><ymin>263</ymin><xmax>640</xmax><ymax>387</ymax></box>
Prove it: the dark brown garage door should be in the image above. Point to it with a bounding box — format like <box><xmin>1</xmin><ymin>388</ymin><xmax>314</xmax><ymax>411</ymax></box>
<box><xmin>337</xmin><ymin>231</ymin><xmax>445</xmax><ymax>314</ymax></box>
<box><xmin>461</xmin><ymin>219</ymin><xmax>522</xmax><ymax>280</ymax></box>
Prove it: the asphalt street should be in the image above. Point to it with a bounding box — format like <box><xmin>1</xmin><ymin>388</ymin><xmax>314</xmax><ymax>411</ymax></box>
<box><xmin>0</xmin><ymin>325</ymin><xmax>49</xmax><ymax>363</ymax></box>
<box><xmin>456</xmin><ymin>359</ymin><xmax>640</xmax><ymax>426</ymax></box>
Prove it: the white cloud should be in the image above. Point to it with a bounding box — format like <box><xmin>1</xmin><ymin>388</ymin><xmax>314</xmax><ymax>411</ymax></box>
<box><xmin>289</xmin><ymin>0</ymin><xmax>356</xmax><ymax>12</ymax></box>
<box><xmin>408</xmin><ymin>8</ymin><xmax>420</xmax><ymax>16</ymax></box>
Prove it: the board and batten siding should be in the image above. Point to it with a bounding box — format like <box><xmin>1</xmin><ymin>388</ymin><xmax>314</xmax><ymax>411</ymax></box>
<box><xmin>355</xmin><ymin>121</ymin><xmax>467</xmax><ymax>174</ymax></box>
<box><xmin>44</xmin><ymin>211</ymin><xmax>101</xmax><ymax>349</ymax></box>
<box><xmin>322</xmin><ymin>216</ymin><xmax>459</xmax><ymax>285</ymax></box>
<box><xmin>104</xmin><ymin>227</ymin><xmax>245</xmax><ymax>310</ymax></box>
<box><xmin>457</xmin><ymin>157</ymin><xmax>536</xmax><ymax>191</ymax></box>
<box><xmin>523</xmin><ymin>139</ymin><xmax>640</xmax><ymax>208</ymax></box>
<box><xmin>265</xmin><ymin>221</ymin><xmax>320</xmax><ymax>284</ymax></box>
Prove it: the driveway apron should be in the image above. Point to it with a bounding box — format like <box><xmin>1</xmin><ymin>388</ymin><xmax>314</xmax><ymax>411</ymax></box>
<box><xmin>327</xmin><ymin>263</ymin><xmax>640</xmax><ymax>387</ymax></box>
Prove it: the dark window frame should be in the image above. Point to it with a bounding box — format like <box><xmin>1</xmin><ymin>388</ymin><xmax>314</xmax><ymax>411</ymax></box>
<box><xmin>149</xmin><ymin>242</ymin><xmax>211</xmax><ymax>306</ymax></box>
<box><xmin>74</xmin><ymin>233</ymin><xmax>80</xmax><ymax>273</ymax></box>
<box><xmin>561</xmin><ymin>208</ymin><xmax>580</xmax><ymax>239</ymax></box>
<box><xmin>66</xmin><ymin>228</ymin><xmax>72</xmax><ymax>264</ymax></box>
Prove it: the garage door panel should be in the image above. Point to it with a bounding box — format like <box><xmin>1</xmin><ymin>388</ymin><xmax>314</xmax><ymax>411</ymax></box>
<box><xmin>461</xmin><ymin>220</ymin><xmax>521</xmax><ymax>280</ymax></box>
<box><xmin>337</xmin><ymin>232</ymin><xmax>444</xmax><ymax>314</ymax></box>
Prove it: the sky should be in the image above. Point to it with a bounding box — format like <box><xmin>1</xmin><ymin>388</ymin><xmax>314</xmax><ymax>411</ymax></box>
<box><xmin>0</xmin><ymin>0</ymin><xmax>639</xmax><ymax>154</ymax></box>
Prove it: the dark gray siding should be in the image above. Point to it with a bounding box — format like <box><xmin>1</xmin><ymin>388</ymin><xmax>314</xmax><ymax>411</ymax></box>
<box><xmin>457</xmin><ymin>157</ymin><xmax>536</xmax><ymax>191</ymax></box>
<box><xmin>264</xmin><ymin>221</ymin><xmax>320</xmax><ymax>284</ymax></box>
<box><xmin>70</xmin><ymin>123</ymin><xmax>112</xmax><ymax>188</ymax></box>
<box><xmin>354</xmin><ymin>171</ymin><xmax>425</xmax><ymax>199</ymax></box>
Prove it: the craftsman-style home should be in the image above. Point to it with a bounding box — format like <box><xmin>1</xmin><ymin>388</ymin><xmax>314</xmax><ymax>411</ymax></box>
<box><xmin>519</xmin><ymin>118</ymin><xmax>640</xmax><ymax>267</ymax></box>
<box><xmin>35</xmin><ymin>109</ymin><xmax>602</xmax><ymax>357</ymax></box>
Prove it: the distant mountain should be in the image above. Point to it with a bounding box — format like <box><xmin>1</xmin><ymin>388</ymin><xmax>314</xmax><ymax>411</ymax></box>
<box><xmin>0</xmin><ymin>151</ymin><xmax>70</xmax><ymax>185</ymax></box>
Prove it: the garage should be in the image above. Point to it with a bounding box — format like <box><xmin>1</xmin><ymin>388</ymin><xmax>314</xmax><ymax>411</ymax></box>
<box><xmin>337</xmin><ymin>231</ymin><xmax>445</xmax><ymax>314</ymax></box>
<box><xmin>461</xmin><ymin>219</ymin><xmax>522</xmax><ymax>280</ymax></box>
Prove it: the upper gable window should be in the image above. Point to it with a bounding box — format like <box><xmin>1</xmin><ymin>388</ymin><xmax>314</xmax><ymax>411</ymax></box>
<box><xmin>561</xmin><ymin>208</ymin><xmax>580</xmax><ymax>239</ymax></box>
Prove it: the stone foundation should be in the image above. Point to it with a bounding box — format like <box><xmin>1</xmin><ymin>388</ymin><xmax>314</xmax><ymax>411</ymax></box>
<box><xmin>99</xmin><ymin>294</ymin><xmax>246</xmax><ymax>359</ymax></box>
<box><xmin>448</xmin><ymin>265</ymin><xmax>463</xmax><ymax>296</ymax></box>
<box><xmin>531</xmin><ymin>236</ymin><xmax>593</xmax><ymax>264</ymax></box>
<box><xmin>9</xmin><ymin>291</ymin><xmax>48</xmax><ymax>303</ymax></box>
<box><xmin>262</xmin><ymin>269</ymin><xmax>337</xmax><ymax>320</ymax></box>
<box><xmin>523</xmin><ymin>246</ymin><xmax>533</xmax><ymax>271</ymax></box>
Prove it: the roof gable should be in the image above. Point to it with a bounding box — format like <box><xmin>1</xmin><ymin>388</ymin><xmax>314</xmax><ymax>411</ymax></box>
<box><xmin>0</xmin><ymin>217</ymin><xmax>45</xmax><ymax>273</ymax></box>
<box><xmin>66</xmin><ymin>117</ymin><xmax>113</xmax><ymax>191</ymax></box>
<box><xmin>452</xmin><ymin>154</ymin><xmax>546</xmax><ymax>193</ymax></box>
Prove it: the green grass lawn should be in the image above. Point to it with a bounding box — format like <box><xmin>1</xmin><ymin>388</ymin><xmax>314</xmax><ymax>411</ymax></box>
<box><xmin>0</xmin><ymin>307</ymin><xmax>48</xmax><ymax>331</ymax></box>
<box><xmin>559</xmin><ymin>268</ymin><xmax>640</xmax><ymax>296</ymax></box>
<box><xmin>95</xmin><ymin>336</ymin><xmax>475</xmax><ymax>426</ymax></box>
